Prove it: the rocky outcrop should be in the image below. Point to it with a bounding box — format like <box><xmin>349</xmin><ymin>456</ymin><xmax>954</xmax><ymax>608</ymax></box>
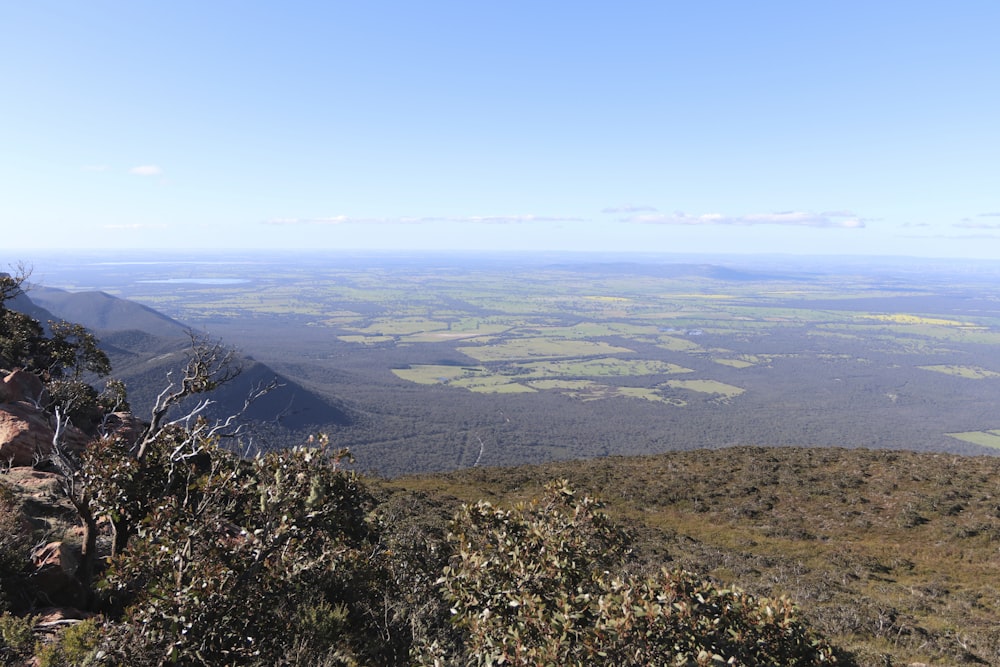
<box><xmin>0</xmin><ymin>369</ymin><xmax>98</xmax><ymax>468</ymax></box>
<box><xmin>0</xmin><ymin>401</ymin><xmax>89</xmax><ymax>468</ymax></box>
<box><xmin>0</xmin><ymin>369</ymin><xmax>47</xmax><ymax>405</ymax></box>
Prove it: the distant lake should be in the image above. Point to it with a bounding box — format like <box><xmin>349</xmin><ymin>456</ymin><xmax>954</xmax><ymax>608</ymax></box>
<box><xmin>137</xmin><ymin>278</ymin><xmax>251</xmax><ymax>285</ymax></box>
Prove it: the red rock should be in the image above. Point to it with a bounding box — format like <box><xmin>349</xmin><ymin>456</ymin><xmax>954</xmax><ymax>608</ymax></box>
<box><xmin>0</xmin><ymin>402</ymin><xmax>90</xmax><ymax>467</ymax></box>
<box><xmin>0</xmin><ymin>369</ymin><xmax>46</xmax><ymax>405</ymax></box>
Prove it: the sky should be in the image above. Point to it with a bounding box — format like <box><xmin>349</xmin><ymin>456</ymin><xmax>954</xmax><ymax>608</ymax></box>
<box><xmin>3</xmin><ymin>2</ymin><xmax>1000</xmax><ymax>258</ymax></box>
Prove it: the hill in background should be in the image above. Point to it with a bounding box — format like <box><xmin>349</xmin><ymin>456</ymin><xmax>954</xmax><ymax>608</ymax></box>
<box><xmin>19</xmin><ymin>285</ymin><xmax>355</xmax><ymax>437</ymax></box>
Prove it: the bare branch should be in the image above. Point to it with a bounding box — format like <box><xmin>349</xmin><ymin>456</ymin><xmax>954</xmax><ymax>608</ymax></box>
<box><xmin>136</xmin><ymin>331</ymin><xmax>243</xmax><ymax>459</ymax></box>
<box><xmin>0</xmin><ymin>262</ymin><xmax>31</xmax><ymax>304</ymax></box>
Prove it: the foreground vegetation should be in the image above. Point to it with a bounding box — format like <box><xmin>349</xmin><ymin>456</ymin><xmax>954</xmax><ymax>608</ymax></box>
<box><xmin>391</xmin><ymin>447</ymin><xmax>1000</xmax><ymax>665</ymax></box>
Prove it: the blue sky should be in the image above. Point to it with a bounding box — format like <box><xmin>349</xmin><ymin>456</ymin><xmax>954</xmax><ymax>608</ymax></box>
<box><xmin>3</xmin><ymin>2</ymin><xmax>999</xmax><ymax>257</ymax></box>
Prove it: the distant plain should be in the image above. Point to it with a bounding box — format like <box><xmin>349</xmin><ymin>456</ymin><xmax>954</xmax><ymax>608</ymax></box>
<box><xmin>23</xmin><ymin>251</ymin><xmax>1000</xmax><ymax>475</ymax></box>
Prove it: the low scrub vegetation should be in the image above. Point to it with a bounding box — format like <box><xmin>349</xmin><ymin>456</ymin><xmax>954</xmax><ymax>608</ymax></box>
<box><xmin>3</xmin><ymin>433</ymin><xmax>846</xmax><ymax>665</ymax></box>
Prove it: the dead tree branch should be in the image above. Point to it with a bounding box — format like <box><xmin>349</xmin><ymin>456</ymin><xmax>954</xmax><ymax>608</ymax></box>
<box><xmin>136</xmin><ymin>331</ymin><xmax>242</xmax><ymax>459</ymax></box>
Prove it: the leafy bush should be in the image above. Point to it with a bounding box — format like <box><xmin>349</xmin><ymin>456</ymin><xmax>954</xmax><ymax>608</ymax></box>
<box><xmin>35</xmin><ymin>617</ymin><xmax>103</xmax><ymax>667</ymax></box>
<box><xmin>0</xmin><ymin>486</ymin><xmax>32</xmax><ymax>612</ymax></box>
<box><xmin>0</xmin><ymin>611</ymin><xmax>35</xmax><ymax>663</ymax></box>
<box><xmin>85</xmin><ymin>432</ymin><xmax>383</xmax><ymax>666</ymax></box>
<box><xmin>424</xmin><ymin>480</ymin><xmax>841</xmax><ymax>666</ymax></box>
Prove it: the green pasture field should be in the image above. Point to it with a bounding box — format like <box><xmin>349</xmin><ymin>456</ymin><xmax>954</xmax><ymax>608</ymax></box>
<box><xmin>530</xmin><ymin>322</ymin><xmax>661</xmax><ymax>338</ymax></box>
<box><xmin>392</xmin><ymin>357</ymin><xmax>694</xmax><ymax>401</ymax></box>
<box><xmin>650</xmin><ymin>335</ymin><xmax>704</xmax><ymax>352</ymax></box>
<box><xmin>516</xmin><ymin>357</ymin><xmax>693</xmax><ymax>378</ymax></box>
<box><xmin>458</xmin><ymin>337</ymin><xmax>633</xmax><ymax>362</ymax></box>
<box><xmin>946</xmin><ymin>430</ymin><xmax>1000</xmax><ymax>450</ymax></box>
<box><xmin>665</xmin><ymin>379</ymin><xmax>745</xmax><ymax>398</ymax></box>
<box><xmin>918</xmin><ymin>365</ymin><xmax>1000</xmax><ymax>379</ymax></box>
<box><xmin>525</xmin><ymin>379</ymin><xmax>682</xmax><ymax>404</ymax></box>
<box><xmin>347</xmin><ymin>317</ymin><xmax>449</xmax><ymax>336</ymax></box>
<box><xmin>450</xmin><ymin>376</ymin><xmax>537</xmax><ymax>394</ymax></box>
<box><xmin>391</xmin><ymin>364</ymin><xmax>483</xmax><ymax>384</ymax></box>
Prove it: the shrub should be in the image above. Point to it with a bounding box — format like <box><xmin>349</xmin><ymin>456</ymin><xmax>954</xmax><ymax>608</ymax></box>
<box><xmin>0</xmin><ymin>612</ymin><xmax>35</xmax><ymax>663</ymax></box>
<box><xmin>0</xmin><ymin>485</ymin><xmax>32</xmax><ymax>611</ymax></box>
<box><xmin>35</xmin><ymin>618</ymin><xmax>103</xmax><ymax>667</ymax></box>
<box><xmin>424</xmin><ymin>480</ymin><xmax>841</xmax><ymax>666</ymax></box>
<box><xmin>86</xmin><ymin>431</ymin><xmax>384</xmax><ymax>666</ymax></box>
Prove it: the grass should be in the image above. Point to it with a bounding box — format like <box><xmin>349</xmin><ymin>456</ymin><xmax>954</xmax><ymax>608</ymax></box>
<box><xmin>450</xmin><ymin>375</ymin><xmax>537</xmax><ymax>393</ymax></box>
<box><xmin>526</xmin><ymin>379</ymin><xmax>684</xmax><ymax>404</ymax></box>
<box><xmin>946</xmin><ymin>430</ymin><xmax>1000</xmax><ymax>450</ymax></box>
<box><xmin>457</xmin><ymin>337</ymin><xmax>633</xmax><ymax>362</ymax></box>
<box><xmin>918</xmin><ymin>364</ymin><xmax>1000</xmax><ymax>379</ymax></box>
<box><xmin>859</xmin><ymin>313</ymin><xmax>972</xmax><ymax>326</ymax></box>
<box><xmin>516</xmin><ymin>357</ymin><xmax>693</xmax><ymax>377</ymax></box>
<box><xmin>391</xmin><ymin>364</ymin><xmax>482</xmax><ymax>384</ymax></box>
<box><xmin>651</xmin><ymin>335</ymin><xmax>704</xmax><ymax>352</ymax></box>
<box><xmin>664</xmin><ymin>378</ymin><xmax>745</xmax><ymax>398</ymax></box>
<box><xmin>712</xmin><ymin>354</ymin><xmax>771</xmax><ymax>369</ymax></box>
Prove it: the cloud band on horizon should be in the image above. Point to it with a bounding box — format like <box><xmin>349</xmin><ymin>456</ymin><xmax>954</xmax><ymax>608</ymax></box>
<box><xmin>622</xmin><ymin>211</ymin><xmax>865</xmax><ymax>228</ymax></box>
<box><xmin>263</xmin><ymin>214</ymin><xmax>586</xmax><ymax>226</ymax></box>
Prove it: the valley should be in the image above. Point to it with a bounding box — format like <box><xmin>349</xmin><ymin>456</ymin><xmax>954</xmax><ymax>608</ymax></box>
<box><xmin>22</xmin><ymin>251</ymin><xmax>1000</xmax><ymax>476</ymax></box>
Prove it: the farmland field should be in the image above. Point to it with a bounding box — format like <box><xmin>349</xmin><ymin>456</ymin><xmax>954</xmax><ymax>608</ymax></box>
<box><xmin>22</xmin><ymin>250</ymin><xmax>1000</xmax><ymax>474</ymax></box>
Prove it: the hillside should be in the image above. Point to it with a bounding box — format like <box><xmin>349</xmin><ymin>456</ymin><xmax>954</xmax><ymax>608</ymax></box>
<box><xmin>385</xmin><ymin>446</ymin><xmax>1000</xmax><ymax>666</ymax></box>
<box><xmin>13</xmin><ymin>286</ymin><xmax>356</xmax><ymax>436</ymax></box>
<box><xmin>26</xmin><ymin>286</ymin><xmax>189</xmax><ymax>337</ymax></box>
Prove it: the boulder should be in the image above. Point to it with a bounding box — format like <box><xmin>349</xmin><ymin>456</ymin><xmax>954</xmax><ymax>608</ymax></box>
<box><xmin>0</xmin><ymin>369</ymin><xmax>46</xmax><ymax>405</ymax></box>
<box><xmin>0</xmin><ymin>402</ymin><xmax>89</xmax><ymax>467</ymax></box>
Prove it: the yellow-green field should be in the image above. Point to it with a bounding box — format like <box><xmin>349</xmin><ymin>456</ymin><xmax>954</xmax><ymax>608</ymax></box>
<box><xmin>712</xmin><ymin>354</ymin><xmax>771</xmax><ymax>369</ymax></box>
<box><xmin>651</xmin><ymin>335</ymin><xmax>703</xmax><ymax>352</ymax></box>
<box><xmin>918</xmin><ymin>365</ymin><xmax>1000</xmax><ymax>379</ymax></box>
<box><xmin>665</xmin><ymin>379</ymin><xmax>745</xmax><ymax>398</ymax></box>
<box><xmin>391</xmin><ymin>364</ymin><xmax>482</xmax><ymax>384</ymax></box>
<box><xmin>516</xmin><ymin>357</ymin><xmax>693</xmax><ymax>378</ymax></box>
<box><xmin>526</xmin><ymin>379</ymin><xmax>685</xmax><ymax>404</ymax></box>
<box><xmin>946</xmin><ymin>430</ymin><xmax>1000</xmax><ymax>450</ymax></box>
<box><xmin>451</xmin><ymin>376</ymin><xmax>537</xmax><ymax>393</ymax></box>
<box><xmin>458</xmin><ymin>338</ymin><xmax>633</xmax><ymax>362</ymax></box>
<box><xmin>860</xmin><ymin>313</ymin><xmax>971</xmax><ymax>326</ymax></box>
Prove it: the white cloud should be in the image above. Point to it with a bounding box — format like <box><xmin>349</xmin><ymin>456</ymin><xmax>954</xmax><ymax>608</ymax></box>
<box><xmin>130</xmin><ymin>165</ymin><xmax>163</xmax><ymax>176</ymax></box>
<box><xmin>102</xmin><ymin>223</ymin><xmax>168</xmax><ymax>230</ymax></box>
<box><xmin>601</xmin><ymin>205</ymin><xmax>658</xmax><ymax>214</ymax></box>
<box><xmin>263</xmin><ymin>214</ymin><xmax>585</xmax><ymax>226</ymax></box>
<box><xmin>623</xmin><ymin>210</ymin><xmax>865</xmax><ymax>228</ymax></box>
<box><xmin>263</xmin><ymin>216</ymin><xmax>400</xmax><ymax>226</ymax></box>
<box><xmin>955</xmin><ymin>221</ymin><xmax>1000</xmax><ymax>230</ymax></box>
<box><xmin>447</xmin><ymin>215</ymin><xmax>585</xmax><ymax>224</ymax></box>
